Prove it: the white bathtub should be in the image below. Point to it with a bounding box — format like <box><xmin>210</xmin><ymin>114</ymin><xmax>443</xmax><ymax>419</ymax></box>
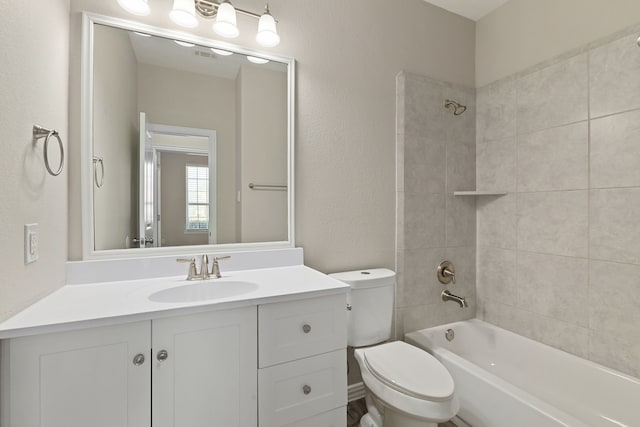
<box><xmin>405</xmin><ymin>319</ymin><xmax>640</xmax><ymax>427</ymax></box>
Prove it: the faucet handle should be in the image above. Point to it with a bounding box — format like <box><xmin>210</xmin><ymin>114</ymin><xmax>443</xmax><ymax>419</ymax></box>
<box><xmin>211</xmin><ymin>256</ymin><xmax>230</xmax><ymax>279</ymax></box>
<box><xmin>176</xmin><ymin>258</ymin><xmax>197</xmax><ymax>280</ymax></box>
<box><xmin>437</xmin><ymin>260</ymin><xmax>456</xmax><ymax>285</ymax></box>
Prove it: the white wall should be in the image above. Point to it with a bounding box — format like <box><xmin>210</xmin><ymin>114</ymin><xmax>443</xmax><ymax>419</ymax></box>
<box><xmin>476</xmin><ymin>0</ymin><xmax>640</xmax><ymax>86</ymax></box>
<box><xmin>137</xmin><ymin>64</ymin><xmax>237</xmax><ymax>244</ymax></box>
<box><xmin>68</xmin><ymin>0</ymin><xmax>476</xmax><ymax>272</ymax></box>
<box><xmin>0</xmin><ymin>0</ymin><xmax>70</xmax><ymax>322</ymax></box>
<box><xmin>93</xmin><ymin>24</ymin><xmax>138</xmax><ymax>250</ymax></box>
<box><xmin>160</xmin><ymin>152</ymin><xmax>209</xmax><ymax>247</ymax></box>
<box><xmin>238</xmin><ymin>64</ymin><xmax>288</xmax><ymax>243</ymax></box>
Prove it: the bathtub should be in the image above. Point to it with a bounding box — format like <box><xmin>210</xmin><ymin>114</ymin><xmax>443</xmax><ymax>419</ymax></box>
<box><xmin>405</xmin><ymin>319</ymin><xmax>640</xmax><ymax>427</ymax></box>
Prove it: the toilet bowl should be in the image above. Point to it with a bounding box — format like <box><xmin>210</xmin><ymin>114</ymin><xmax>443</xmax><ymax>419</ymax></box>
<box><xmin>329</xmin><ymin>269</ymin><xmax>458</xmax><ymax>427</ymax></box>
<box><xmin>355</xmin><ymin>341</ymin><xmax>458</xmax><ymax>427</ymax></box>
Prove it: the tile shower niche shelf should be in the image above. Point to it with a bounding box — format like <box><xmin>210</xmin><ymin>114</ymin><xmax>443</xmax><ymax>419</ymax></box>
<box><xmin>453</xmin><ymin>191</ymin><xmax>508</xmax><ymax>196</ymax></box>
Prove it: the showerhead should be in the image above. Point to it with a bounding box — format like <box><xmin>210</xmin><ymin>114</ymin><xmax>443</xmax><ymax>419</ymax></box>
<box><xmin>444</xmin><ymin>99</ymin><xmax>467</xmax><ymax>115</ymax></box>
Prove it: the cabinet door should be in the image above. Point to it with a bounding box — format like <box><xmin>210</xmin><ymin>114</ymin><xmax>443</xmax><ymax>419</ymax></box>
<box><xmin>152</xmin><ymin>306</ymin><xmax>257</xmax><ymax>427</ymax></box>
<box><xmin>1</xmin><ymin>321</ymin><xmax>151</xmax><ymax>427</ymax></box>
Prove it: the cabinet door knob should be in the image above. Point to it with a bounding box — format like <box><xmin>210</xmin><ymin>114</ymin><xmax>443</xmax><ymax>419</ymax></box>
<box><xmin>302</xmin><ymin>324</ymin><xmax>311</xmax><ymax>333</ymax></box>
<box><xmin>132</xmin><ymin>353</ymin><xmax>145</xmax><ymax>366</ymax></box>
<box><xmin>157</xmin><ymin>349</ymin><xmax>169</xmax><ymax>362</ymax></box>
<box><xmin>302</xmin><ymin>385</ymin><xmax>311</xmax><ymax>395</ymax></box>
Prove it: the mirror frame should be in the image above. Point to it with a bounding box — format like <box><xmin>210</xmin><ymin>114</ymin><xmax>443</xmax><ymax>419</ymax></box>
<box><xmin>81</xmin><ymin>12</ymin><xmax>295</xmax><ymax>259</ymax></box>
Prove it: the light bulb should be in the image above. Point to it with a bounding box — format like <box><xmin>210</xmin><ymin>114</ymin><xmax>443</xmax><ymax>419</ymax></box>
<box><xmin>247</xmin><ymin>56</ymin><xmax>269</xmax><ymax>64</ymax></box>
<box><xmin>212</xmin><ymin>1</ymin><xmax>240</xmax><ymax>38</ymax></box>
<box><xmin>170</xmin><ymin>0</ymin><xmax>198</xmax><ymax>28</ymax></box>
<box><xmin>174</xmin><ymin>40</ymin><xmax>196</xmax><ymax>47</ymax></box>
<box><xmin>211</xmin><ymin>48</ymin><xmax>234</xmax><ymax>56</ymax></box>
<box><xmin>117</xmin><ymin>0</ymin><xmax>150</xmax><ymax>16</ymax></box>
<box><xmin>256</xmin><ymin>7</ymin><xmax>280</xmax><ymax>47</ymax></box>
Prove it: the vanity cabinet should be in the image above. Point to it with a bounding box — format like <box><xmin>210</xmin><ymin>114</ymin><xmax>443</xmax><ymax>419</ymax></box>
<box><xmin>258</xmin><ymin>294</ymin><xmax>347</xmax><ymax>426</ymax></box>
<box><xmin>0</xmin><ymin>294</ymin><xmax>346</xmax><ymax>427</ymax></box>
<box><xmin>0</xmin><ymin>307</ymin><xmax>257</xmax><ymax>427</ymax></box>
<box><xmin>152</xmin><ymin>307</ymin><xmax>257</xmax><ymax>427</ymax></box>
<box><xmin>0</xmin><ymin>321</ymin><xmax>152</xmax><ymax>427</ymax></box>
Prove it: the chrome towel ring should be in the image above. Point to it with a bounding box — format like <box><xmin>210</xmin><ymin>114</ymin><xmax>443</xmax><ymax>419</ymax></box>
<box><xmin>33</xmin><ymin>125</ymin><xmax>64</xmax><ymax>176</ymax></box>
<box><xmin>93</xmin><ymin>156</ymin><xmax>104</xmax><ymax>188</ymax></box>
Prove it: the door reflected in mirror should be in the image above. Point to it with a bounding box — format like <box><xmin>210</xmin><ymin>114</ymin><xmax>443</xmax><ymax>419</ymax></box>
<box><xmin>88</xmin><ymin>18</ymin><xmax>292</xmax><ymax>253</ymax></box>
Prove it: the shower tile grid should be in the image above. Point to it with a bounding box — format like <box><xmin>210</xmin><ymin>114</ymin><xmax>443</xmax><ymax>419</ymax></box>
<box><xmin>475</xmin><ymin>28</ymin><xmax>640</xmax><ymax>378</ymax></box>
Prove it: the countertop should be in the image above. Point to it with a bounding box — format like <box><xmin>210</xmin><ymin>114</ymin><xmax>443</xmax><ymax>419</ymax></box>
<box><xmin>0</xmin><ymin>265</ymin><xmax>349</xmax><ymax>339</ymax></box>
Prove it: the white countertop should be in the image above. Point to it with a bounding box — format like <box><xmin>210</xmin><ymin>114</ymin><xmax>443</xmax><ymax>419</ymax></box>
<box><xmin>0</xmin><ymin>265</ymin><xmax>349</xmax><ymax>339</ymax></box>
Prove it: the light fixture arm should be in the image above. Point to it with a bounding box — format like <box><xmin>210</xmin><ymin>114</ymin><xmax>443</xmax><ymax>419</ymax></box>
<box><xmin>195</xmin><ymin>0</ymin><xmax>263</xmax><ymax>20</ymax></box>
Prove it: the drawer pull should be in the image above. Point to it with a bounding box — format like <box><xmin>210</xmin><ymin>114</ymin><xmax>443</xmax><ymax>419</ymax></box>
<box><xmin>302</xmin><ymin>384</ymin><xmax>312</xmax><ymax>395</ymax></box>
<box><xmin>302</xmin><ymin>324</ymin><xmax>311</xmax><ymax>334</ymax></box>
<box><xmin>157</xmin><ymin>349</ymin><xmax>169</xmax><ymax>362</ymax></box>
<box><xmin>132</xmin><ymin>353</ymin><xmax>145</xmax><ymax>366</ymax></box>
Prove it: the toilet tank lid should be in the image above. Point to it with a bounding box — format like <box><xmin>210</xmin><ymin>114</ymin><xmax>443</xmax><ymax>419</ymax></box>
<box><xmin>328</xmin><ymin>268</ymin><xmax>395</xmax><ymax>289</ymax></box>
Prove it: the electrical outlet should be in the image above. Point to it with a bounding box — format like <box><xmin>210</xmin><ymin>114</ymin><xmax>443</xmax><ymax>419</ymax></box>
<box><xmin>24</xmin><ymin>223</ymin><xmax>39</xmax><ymax>264</ymax></box>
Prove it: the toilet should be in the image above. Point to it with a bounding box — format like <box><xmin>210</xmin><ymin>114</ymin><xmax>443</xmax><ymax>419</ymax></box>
<box><xmin>329</xmin><ymin>269</ymin><xmax>459</xmax><ymax>427</ymax></box>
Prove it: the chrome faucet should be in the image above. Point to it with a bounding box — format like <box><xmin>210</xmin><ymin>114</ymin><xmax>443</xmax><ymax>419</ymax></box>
<box><xmin>211</xmin><ymin>256</ymin><xmax>230</xmax><ymax>279</ymax></box>
<box><xmin>442</xmin><ymin>289</ymin><xmax>468</xmax><ymax>308</ymax></box>
<box><xmin>176</xmin><ymin>255</ymin><xmax>210</xmax><ymax>280</ymax></box>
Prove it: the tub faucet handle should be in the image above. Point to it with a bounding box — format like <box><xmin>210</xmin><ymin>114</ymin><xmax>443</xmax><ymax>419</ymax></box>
<box><xmin>437</xmin><ymin>260</ymin><xmax>456</xmax><ymax>284</ymax></box>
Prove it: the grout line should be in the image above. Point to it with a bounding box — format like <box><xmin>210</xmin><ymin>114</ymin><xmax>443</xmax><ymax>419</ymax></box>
<box><xmin>514</xmin><ymin>73</ymin><xmax>521</xmax><ymax>310</ymax></box>
<box><xmin>586</xmin><ymin>45</ymin><xmax>593</xmax><ymax>356</ymax></box>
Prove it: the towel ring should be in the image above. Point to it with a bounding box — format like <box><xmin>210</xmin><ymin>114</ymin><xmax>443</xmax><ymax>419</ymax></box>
<box><xmin>33</xmin><ymin>125</ymin><xmax>64</xmax><ymax>176</ymax></box>
<box><xmin>93</xmin><ymin>156</ymin><xmax>104</xmax><ymax>188</ymax></box>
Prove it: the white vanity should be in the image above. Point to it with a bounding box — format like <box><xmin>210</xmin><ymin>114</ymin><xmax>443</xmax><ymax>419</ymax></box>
<box><xmin>0</xmin><ymin>250</ymin><xmax>348</xmax><ymax>427</ymax></box>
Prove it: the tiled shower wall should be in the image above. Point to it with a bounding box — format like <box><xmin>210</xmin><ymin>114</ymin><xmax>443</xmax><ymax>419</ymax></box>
<box><xmin>395</xmin><ymin>72</ymin><xmax>476</xmax><ymax>338</ymax></box>
<box><xmin>476</xmin><ymin>30</ymin><xmax>640</xmax><ymax>377</ymax></box>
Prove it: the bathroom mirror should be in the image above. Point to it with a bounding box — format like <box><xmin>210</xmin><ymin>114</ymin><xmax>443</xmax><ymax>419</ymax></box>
<box><xmin>81</xmin><ymin>13</ymin><xmax>294</xmax><ymax>258</ymax></box>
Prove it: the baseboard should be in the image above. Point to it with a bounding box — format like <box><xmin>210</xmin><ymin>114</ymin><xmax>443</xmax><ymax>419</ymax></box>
<box><xmin>348</xmin><ymin>382</ymin><xmax>366</xmax><ymax>401</ymax></box>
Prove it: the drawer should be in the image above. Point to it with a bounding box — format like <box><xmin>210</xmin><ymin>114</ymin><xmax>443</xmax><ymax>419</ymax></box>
<box><xmin>258</xmin><ymin>350</ymin><xmax>347</xmax><ymax>427</ymax></box>
<box><xmin>282</xmin><ymin>407</ymin><xmax>346</xmax><ymax>427</ymax></box>
<box><xmin>259</xmin><ymin>294</ymin><xmax>347</xmax><ymax>367</ymax></box>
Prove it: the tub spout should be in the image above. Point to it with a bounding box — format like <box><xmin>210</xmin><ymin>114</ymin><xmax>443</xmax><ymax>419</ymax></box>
<box><xmin>442</xmin><ymin>289</ymin><xmax>468</xmax><ymax>308</ymax></box>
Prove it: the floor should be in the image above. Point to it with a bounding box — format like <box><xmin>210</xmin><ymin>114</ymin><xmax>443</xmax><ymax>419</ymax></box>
<box><xmin>347</xmin><ymin>399</ymin><xmax>458</xmax><ymax>427</ymax></box>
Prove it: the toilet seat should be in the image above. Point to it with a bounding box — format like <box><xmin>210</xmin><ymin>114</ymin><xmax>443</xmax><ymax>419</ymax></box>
<box><xmin>362</xmin><ymin>341</ymin><xmax>455</xmax><ymax>402</ymax></box>
<box><xmin>355</xmin><ymin>342</ymin><xmax>459</xmax><ymax>423</ymax></box>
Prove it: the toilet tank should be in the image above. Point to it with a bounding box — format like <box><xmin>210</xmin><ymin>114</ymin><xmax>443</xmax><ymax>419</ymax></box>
<box><xmin>329</xmin><ymin>269</ymin><xmax>395</xmax><ymax>347</ymax></box>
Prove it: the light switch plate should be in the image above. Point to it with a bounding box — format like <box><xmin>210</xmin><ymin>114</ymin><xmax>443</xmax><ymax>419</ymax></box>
<box><xmin>24</xmin><ymin>223</ymin><xmax>39</xmax><ymax>264</ymax></box>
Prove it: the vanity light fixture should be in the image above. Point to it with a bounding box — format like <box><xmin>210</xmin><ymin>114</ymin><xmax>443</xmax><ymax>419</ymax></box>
<box><xmin>119</xmin><ymin>0</ymin><xmax>281</xmax><ymax>47</ymax></box>
<box><xmin>256</xmin><ymin>5</ymin><xmax>280</xmax><ymax>47</ymax></box>
<box><xmin>170</xmin><ymin>0</ymin><xmax>199</xmax><ymax>28</ymax></box>
<box><xmin>212</xmin><ymin>1</ymin><xmax>240</xmax><ymax>38</ymax></box>
<box><xmin>117</xmin><ymin>0</ymin><xmax>150</xmax><ymax>16</ymax></box>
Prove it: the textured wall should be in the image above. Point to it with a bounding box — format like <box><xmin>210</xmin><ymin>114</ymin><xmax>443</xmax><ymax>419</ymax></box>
<box><xmin>93</xmin><ymin>24</ymin><xmax>138</xmax><ymax>250</ymax></box>
<box><xmin>0</xmin><ymin>0</ymin><xmax>70</xmax><ymax>322</ymax></box>
<box><xmin>160</xmin><ymin>152</ymin><xmax>209</xmax><ymax>247</ymax></box>
<box><xmin>395</xmin><ymin>72</ymin><xmax>476</xmax><ymax>338</ymax></box>
<box><xmin>475</xmin><ymin>28</ymin><xmax>640</xmax><ymax>377</ymax></box>
<box><xmin>67</xmin><ymin>0</ymin><xmax>476</xmax><ymax>271</ymax></box>
<box><xmin>237</xmin><ymin>65</ymin><xmax>288</xmax><ymax>243</ymax></box>
<box><xmin>476</xmin><ymin>0</ymin><xmax>640</xmax><ymax>86</ymax></box>
<box><xmin>137</xmin><ymin>64</ymin><xmax>237</xmax><ymax>244</ymax></box>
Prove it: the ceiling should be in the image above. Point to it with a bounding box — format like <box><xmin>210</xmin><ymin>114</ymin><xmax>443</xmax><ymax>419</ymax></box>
<box><xmin>422</xmin><ymin>0</ymin><xmax>511</xmax><ymax>21</ymax></box>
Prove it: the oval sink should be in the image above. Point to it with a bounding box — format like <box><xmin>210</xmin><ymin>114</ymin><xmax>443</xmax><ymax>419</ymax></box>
<box><xmin>149</xmin><ymin>280</ymin><xmax>259</xmax><ymax>303</ymax></box>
